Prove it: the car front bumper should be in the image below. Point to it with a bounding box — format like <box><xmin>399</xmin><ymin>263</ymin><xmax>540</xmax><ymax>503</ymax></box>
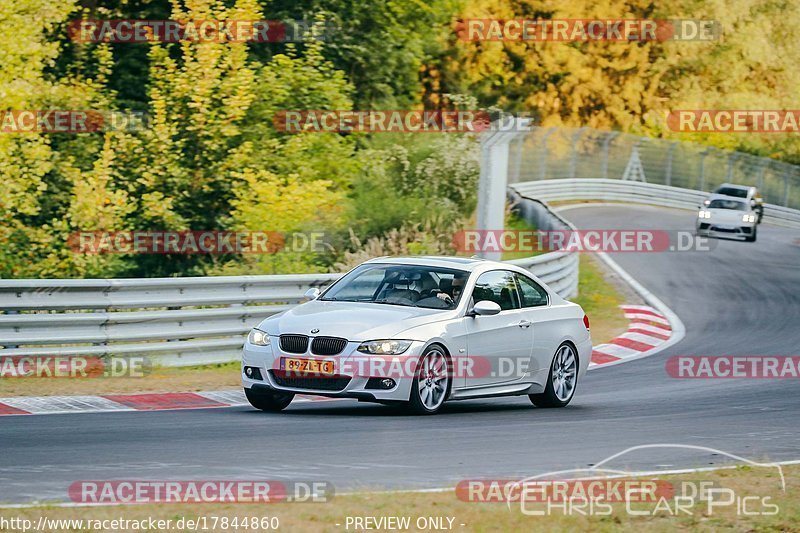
<box><xmin>696</xmin><ymin>220</ymin><xmax>756</xmax><ymax>240</ymax></box>
<box><xmin>242</xmin><ymin>338</ymin><xmax>426</xmax><ymax>402</ymax></box>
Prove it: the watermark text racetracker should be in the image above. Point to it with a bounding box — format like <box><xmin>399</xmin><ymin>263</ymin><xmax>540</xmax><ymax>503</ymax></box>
<box><xmin>272</xmin><ymin>110</ymin><xmax>534</xmax><ymax>133</ymax></box>
<box><xmin>666</xmin><ymin>355</ymin><xmax>800</xmax><ymax>378</ymax></box>
<box><xmin>68</xmin><ymin>480</ymin><xmax>332</xmax><ymax>504</ymax></box>
<box><xmin>453</xmin><ymin>230</ymin><xmax>715</xmax><ymax>254</ymax></box>
<box><xmin>456</xmin><ymin>19</ymin><xmax>720</xmax><ymax>42</ymax></box>
<box><xmin>459</xmin><ymin>445</ymin><xmax>785</xmax><ymax>517</ymax></box>
<box><xmin>1</xmin><ymin>110</ymin><xmax>148</xmax><ymax>133</ymax></box>
<box><xmin>271</xmin><ymin>355</ymin><xmax>534</xmax><ymax>380</ymax></box>
<box><xmin>668</xmin><ymin>110</ymin><xmax>800</xmax><ymax>133</ymax></box>
<box><xmin>0</xmin><ymin>356</ymin><xmax>150</xmax><ymax>378</ymax></box>
<box><xmin>458</xmin><ymin>478</ymin><xmax>779</xmax><ymax>517</ymax></box>
<box><xmin>68</xmin><ymin>19</ymin><xmax>335</xmax><ymax>43</ymax></box>
<box><xmin>70</xmin><ymin>231</ymin><xmax>328</xmax><ymax>254</ymax></box>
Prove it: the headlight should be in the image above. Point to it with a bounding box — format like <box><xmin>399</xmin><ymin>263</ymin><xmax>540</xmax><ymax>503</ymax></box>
<box><xmin>742</xmin><ymin>213</ymin><xmax>756</xmax><ymax>223</ymax></box>
<box><xmin>247</xmin><ymin>329</ymin><xmax>271</xmax><ymax>346</ymax></box>
<box><xmin>357</xmin><ymin>340</ymin><xmax>412</xmax><ymax>355</ymax></box>
<box><xmin>698</xmin><ymin>210</ymin><xmax>711</xmax><ymax>219</ymax></box>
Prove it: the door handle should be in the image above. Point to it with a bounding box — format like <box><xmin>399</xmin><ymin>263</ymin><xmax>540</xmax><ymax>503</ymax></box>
<box><xmin>518</xmin><ymin>320</ymin><xmax>532</xmax><ymax>328</ymax></box>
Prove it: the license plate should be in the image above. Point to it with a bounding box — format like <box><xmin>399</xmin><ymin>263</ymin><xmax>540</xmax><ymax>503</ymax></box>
<box><xmin>281</xmin><ymin>357</ymin><xmax>335</xmax><ymax>375</ymax></box>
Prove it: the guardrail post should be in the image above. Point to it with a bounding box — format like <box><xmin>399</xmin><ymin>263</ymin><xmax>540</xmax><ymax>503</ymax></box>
<box><xmin>3</xmin><ymin>309</ymin><xmax>19</xmax><ymax>349</ymax></box>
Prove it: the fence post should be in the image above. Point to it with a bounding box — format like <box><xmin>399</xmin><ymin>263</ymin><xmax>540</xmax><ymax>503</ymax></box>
<box><xmin>601</xmin><ymin>132</ymin><xmax>618</xmax><ymax>180</ymax></box>
<box><xmin>509</xmin><ymin>136</ymin><xmax>525</xmax><ymax>184</ymax></box>
<box><xmin>757</xmin><ymin>160</ymin><xmax>767</xmax><ymax>191</ymax></box>
<box><xmin>699</xmin><ymin>148</ymin><xmax>711</xmax><ymax>191</ymax></box>
<box><xmin>726</xmin><ymin>153</ymin><xmax>739</xmax><ymax>183</ymax></box>
<box><xmin>569</xmin><ymin>127</ymin><xmax>586</xmax><ymax>179</ymax></box>
<box><xmin>784</xmin><ymin>169</ymin><xmax>791</xmax><ymax>207</ymax></box>
<box><xmin>665</xmin><ymin>141</ymin><xmax>676</xmax><ymax>186</ymax></box>
<box><xmin>539</xmin><ymin>128</ymin><xmax>554</xmax><ymax>180</ymax></box>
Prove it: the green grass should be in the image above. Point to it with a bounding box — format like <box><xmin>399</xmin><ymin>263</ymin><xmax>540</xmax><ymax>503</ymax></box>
<box><xmin>499</xmin><ymin>212</ymin><xmax>546</xmax><ymax>261</ymax></box>
<box><xmin>10</xmin><ymin>464</ymin><xmax>799</xmax><ymax>532</ymax></box>
<box><xmin>573</xmin><ymin>254</ymin><xmax>628</xmax><ymax>344</ymax></box>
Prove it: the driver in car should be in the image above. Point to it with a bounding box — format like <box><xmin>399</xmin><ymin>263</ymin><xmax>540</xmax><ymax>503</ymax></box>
<box><xmin>437</xmin><ymin>276</ymin><xmax>465</xmax><ymax>305</ymax></box>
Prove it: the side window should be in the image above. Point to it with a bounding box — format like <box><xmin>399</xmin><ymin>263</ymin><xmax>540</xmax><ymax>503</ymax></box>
<box><xmin>515</xmin><ymin>274</ymin><xmax>548</xmax><ymax>307</ymax></box>
<box><xmin>471</xmin><ymin>271</ymin><xmax>520</xmax><ymax>311</ymax></box>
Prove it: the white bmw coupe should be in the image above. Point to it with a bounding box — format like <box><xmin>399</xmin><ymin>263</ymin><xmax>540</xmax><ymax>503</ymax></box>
<box><xmin>242</xmin><ymin>256</ymin><xmax>592</xmax><ymax>414</ymax></box>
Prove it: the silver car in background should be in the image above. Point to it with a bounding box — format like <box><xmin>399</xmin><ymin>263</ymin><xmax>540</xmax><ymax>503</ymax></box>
<box><xmin>242</xmin><ymin>256</ymin><xmax>592</xmax><ymax>414</ymax></box>
<box><xmin>706</xmin><ymin>183</ymin><xmax>764</xmax><ymax>223</ymax></box>
<box><xmin>697</xmin><ymin>194</ymin><xmax>759</xmax><ymax>242</ymax></box>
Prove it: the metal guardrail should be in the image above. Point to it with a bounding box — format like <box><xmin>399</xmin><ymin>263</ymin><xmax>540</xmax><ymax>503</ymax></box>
<box><xmin>0</xmin><ymin>251</ymin><xmax>578</xmax><ymax>366</ymax></box>
<box><xmin>507</xmin><ymin>189</ymin><xmax>579</xmax><ymax>298</ymax></box>
<box><xmin>0</xmin><ymin>275</ymin><xmax>339</xmax><ymax>366</ymax></box>
<box><xmin>512</xmin><ymin>178</ymin><xmax>800</xmax><ymax>229</ymax></box>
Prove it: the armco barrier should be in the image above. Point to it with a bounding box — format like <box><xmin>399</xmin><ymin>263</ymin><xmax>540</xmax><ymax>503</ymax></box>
<box><xmin>507</xmin><ymin>189</ymin><xmax>578</xmax><ymax>298</ymax></box>
<box><xmin>512</xmin><ymin>178</ymin><xmax>800</xmax><ymax>229</ymax></box>
<box><xmin>0</xmin><ymin>274</ymin><xmax>339</xmax><ymax>366</ymax></box>
<box><xmin>0</xmin><ymin>246</ymin><xmax>578</xmax><ymax>366</ymax></box>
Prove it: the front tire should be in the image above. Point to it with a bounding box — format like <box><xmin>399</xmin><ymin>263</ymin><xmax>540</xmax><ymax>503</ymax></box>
<box><xmin>530</xmin><ymin>343</ymin><xmax>578</xmax><ymax>408</ymax></box>
<box><xmin>745</xmin><ymin>226</ymin><xmax>757</xmax><ymax>242</ymax></box>
<box><xmin>245</xmin><ymin>388</ymin><xmax>294</xmax><ymax>412</ymax></box>
<box><xmin>404</xmin><ymin>345</ymin><xmax>451</xmax><ymax>415</ymax></box>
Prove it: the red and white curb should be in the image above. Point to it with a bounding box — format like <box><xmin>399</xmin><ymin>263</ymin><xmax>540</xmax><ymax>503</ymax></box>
<box><xmin>589</xmin><ymin>305</ymin><xmax>673</xmax><ymax>368</ymax></box>
<box><xmin>0</xmin><ymin>390</ymin><xmax>337</xmax><ymax>417</ymax></box>
<box><xmin>0</xmin><ymin>302</ymin><xmax>678</xmax><ymax>416</ymax></box>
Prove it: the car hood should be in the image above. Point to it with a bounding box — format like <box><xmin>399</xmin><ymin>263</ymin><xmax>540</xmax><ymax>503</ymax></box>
<box><xmin>257</xmin><ymin>300</ymin><xmax>454</xmax><ymax>341</ymax></box>
<box><xmin>705</xmin><ymin>208</ymin><xmax>750</xmax><ymax>223</ymax></box>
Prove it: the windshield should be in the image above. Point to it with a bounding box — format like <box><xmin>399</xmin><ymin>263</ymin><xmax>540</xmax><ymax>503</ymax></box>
<box><xmin>708</xmin><ymin>199</ymin><xmax>748</xmax><ymax>210</ymax></box>
<box><xmin>320</xmin><ymin>264</ymin><xmax>469</xmax><ymax>310</ymax></box>
<box><xmin>715</xmin><ymin>187</ymin><xmax>749</xmax><ymax>199</ymax></box>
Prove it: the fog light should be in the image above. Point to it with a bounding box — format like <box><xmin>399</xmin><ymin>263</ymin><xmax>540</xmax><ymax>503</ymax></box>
<box><xmin>366</xmin><ymin>377</ymin><xmax>396</xmax><ymax>390</ymax></box>
<box><xmin>244</xmin><ymin>366</ymin><xmax>263</xmax><ymax>380</ymax></box>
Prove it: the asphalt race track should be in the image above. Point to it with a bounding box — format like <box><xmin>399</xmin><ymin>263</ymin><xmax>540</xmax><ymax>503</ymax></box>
<box><xmin>2</xmin><ymin>205</ymin><xmax>799</xmax><ymax>504</ymax></box>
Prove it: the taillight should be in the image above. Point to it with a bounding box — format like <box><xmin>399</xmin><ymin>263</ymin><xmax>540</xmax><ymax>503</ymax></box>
<box><xmin>583</xmin><ymin>314</ymin><xmax>590</xmax><ymax>330</ymax></box>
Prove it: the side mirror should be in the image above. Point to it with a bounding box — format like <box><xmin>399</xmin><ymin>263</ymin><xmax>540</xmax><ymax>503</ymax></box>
<box><xmin>304</xmin><ymin>288</ymin><xmax>321</xmax><ymax>300</ymax></box>
<box><xmin>470</xmin><ymin>300</ymin><xmax>501</xmax><ymax>316</ymax></box>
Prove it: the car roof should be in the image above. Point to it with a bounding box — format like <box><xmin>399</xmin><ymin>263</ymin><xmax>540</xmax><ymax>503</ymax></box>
<box><xmin>715</xmin><ymin>183</ymin><xmax>754</xmax><ymax>192</ymax></box>
<box><xmin>363</xmin><ymin>255</ymin><xmax>504</xmax><ymax>272</ymax></box>
<box><xmin>707</xmin><ymin>193</ymin><xmax>748</xmax><ymax>204</ymax></box>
